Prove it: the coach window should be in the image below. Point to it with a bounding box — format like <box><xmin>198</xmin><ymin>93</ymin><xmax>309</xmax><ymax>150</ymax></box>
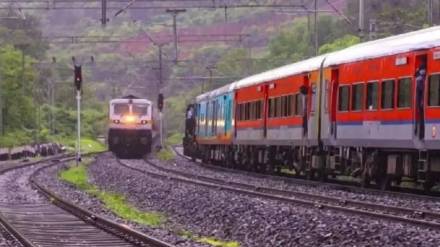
<box><xmin>338</xmin><ymin>86</ymin><xmax>350</xmax><ymax>111</ymax></box>
<box><xmin>236</xmin><ymin>104</ymin><xmax>241</xmax><ymax>121</ymax></box>
<box><xmin>295</xmin><ymin>94</ymin><xmax>303</xmax><ymax>115</ymax></box>
<box><xmin>381</xmin><ymin>80</ymin><xmax>395</xmax><ymax>109</ymax></box>
<box><xmin>397</xmin><ymin>78</ymin><xmax>412</xmax><ymax>108</ymax></box>
<box><xmin>268</xmin><ymin>99</ymin><xmax>273</xmax><ymax>118</ymax></box>
<box><xmin>286</xmin><ymin>95</ymin><xmax>293</xmax><ymax>116</ymax></box>
<box><xmin>256</xmin><ymin>100</ymin><xmax>262</xmax><ymax>119</ymax></box>
<box><xmin>280</xmin><ymin>96</ymin><xmax>286</xmax><ymax>117</ymax></box>
<box><xmin>366</xmin><ymin>81</ymin><xmax>379</xmax><ymax>110</ymax></box>
<box><xmin>275</xmin><ymin>97</ymin><xmax>279</xmax><ymax>117</ymax></box>
<box><xmin>250</xmin><ymin>101</ymin><xmax>256</xmax><ymax>120</ymax></box>
<box><xmin>351</xmin><ymin>84</ymin><xmax>364</xmax><ymax>111</ymax></box>
<box><xmin>237</xmin><ymin>104</ymin><xmax>242</xmax><ymax>121</ymax></box>
<box><xmin>242</xmin><ymin>104</ymin><xmax>246</xmax><ymax>120</ymax></box>
<box><xmin>429</xmin><ymin>74</ymin><xmax>440</xmax><ymax>106</ymax></box>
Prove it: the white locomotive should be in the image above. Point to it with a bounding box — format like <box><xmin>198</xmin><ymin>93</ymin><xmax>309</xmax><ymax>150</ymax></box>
<box><xmin>108</xmin><ymin>95</ymin><xmax>154</xmax><ymax>157</ymax></box>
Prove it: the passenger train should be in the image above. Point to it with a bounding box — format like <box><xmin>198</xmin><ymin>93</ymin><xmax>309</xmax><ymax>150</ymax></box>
<box><xmin>108</xmin><ymin>95</ymin><xmax>154</xmax><ymax>157</ymax></box>
<box><xmin>183</xmin><ymin>26</ymin><xmax>440</xmax><ymax>191</ymax></box>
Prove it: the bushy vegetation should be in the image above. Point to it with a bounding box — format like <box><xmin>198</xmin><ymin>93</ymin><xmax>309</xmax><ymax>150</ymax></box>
<box><xmin>0</xmin><ymin>14</ymin><xmax>108</xmax><ymax>148</ymax></box>
<box><xmin>1</xmin><ymin>1</ymin><xmax>433</xmax><ymax>147</ymax></box>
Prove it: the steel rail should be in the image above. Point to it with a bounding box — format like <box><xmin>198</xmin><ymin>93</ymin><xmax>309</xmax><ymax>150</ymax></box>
<box><xmin>0</xmin><ymin>154</ymin><xmax>71</xmax><ymax>247</ymax></box>
<box><xmin>171</xmin><ymin>145</ymin><xmax>440</xmax><ymax>201</ymax></box>
<box><xmin>30</xmin><ymin>164</ymin><xmax>174</xmax><ymax>247</ymax></box>
<box><xmin>0</xmin><ymin>153</ymin><xmax>174</xmax><ymax>247</ymax></box>
<box><xmin>117</xmin><ymin>157</ymin><xmax>440</xmax><ymax>230</ymax></box>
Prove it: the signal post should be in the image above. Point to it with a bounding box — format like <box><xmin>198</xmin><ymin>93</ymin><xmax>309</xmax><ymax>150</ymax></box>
<box><xmin>74</xmin><ymin>63</ymin><xmax>82</xmax><ymax>165</ymax></box>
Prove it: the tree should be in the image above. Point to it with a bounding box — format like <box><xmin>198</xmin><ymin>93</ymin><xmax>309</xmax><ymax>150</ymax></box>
<box><xmin>265</xmin><ymin>16</ymin><xmax>352</xmax><ymax>68</ymax></box>
<box><xmin>0</xmin><ymin>45</ymin><xmax>37</xmax><ymax>132</ymax></box>
<box><xmin>319</xmin><ymin>35</ymin><xmax>360</xmax><ymax>54</ymax></box>
<box><xmin>345</xmin><ymin>0</ymin><xmax>428</xmax><ymax>38</ymax></box>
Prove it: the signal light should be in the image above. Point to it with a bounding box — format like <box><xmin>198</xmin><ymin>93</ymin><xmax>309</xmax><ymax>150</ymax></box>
<box><xmin>74</xmin><ymin>65</ymin><xmax>82</xmax><ymax>91</ymax></box>
<box><xmin>158</xmin><ymin>93</ymin><xmax>164</xmax><ymax>112</ymax></box>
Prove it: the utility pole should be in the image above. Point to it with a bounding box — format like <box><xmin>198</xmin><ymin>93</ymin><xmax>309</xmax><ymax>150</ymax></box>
<box><xmin>369</xmin><ymin>19</ymin><xmax>377</xmax><ymax>40</ymax></box>
<box><xmin>20</xmin><ymin>48</ymin><xmax>25</xmax><ymax>94</ymax></box>
<box><xmin>49</xmin><ymin>58</ymin><xmax>56</xmax><ymax>134</ymax></box>
<box><xmin>0</xmin><ymin>75</ymin><xmax>3</xmax><ymax>136</ymax></box>
<box><xmin>428</xmin><ymin>0</ymin><xmax>433</xmax><ymax>26</ymax></box>
<box><xmin>314</xmin><ymin>0</ymin><xmax>319</xmax><ymax>56</ymax></box>
<box><xmin>101</xmin><ymin>0</ymin><xmax>108</xmax><ymax>27</ymax></box>
<box><xmin>158</xmin><ymin>44</ymin><xmax>163</xmax><ymax>85</ymax></box>
<box><xmin>166</xmin><ymin>9</ymin><xmax>186</xmax><ymax>63</ymax></box>
<box><xmin>206</xmin><ymin>65</ymin><xmax>216</xmax><ymax>92</ymax></box>
<box><xmin>358</xmin><ymin>0</ymin><xmax>365</xmax><ymax>39</ymax></box>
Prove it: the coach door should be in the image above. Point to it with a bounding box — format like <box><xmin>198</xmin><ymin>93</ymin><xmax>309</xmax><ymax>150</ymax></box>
<box><xmin>415</xmin><ymin>53</ymin><xmax>428</xmax><ymax>140</ymax></box>
<box><xmin>330</xmin><ymin>68</ymin><xmax>339</xmax><ymax>139</ymax></box>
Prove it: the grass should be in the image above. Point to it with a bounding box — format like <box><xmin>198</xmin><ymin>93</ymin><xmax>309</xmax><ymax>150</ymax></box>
<box><xmin>179</xmin><ymin>230</ymin><xmax>240</xmax><ymax>247</ymax></box>
<box><xmin>59</xmin><ymin>160</ymin><xmax>165</xmax><ymax>227</ymax></box>
<box><xmin>166</xmin><ymin>132</ymin><xmax>183</xmax><ymax>146</ymax></box>
<box><xmin>197</xmin><ymin>237</ymin><xmax>240</xmax><ymax>247</ymax></box>
<box><xmin>50</xmin><ymin>136</ymin><xmax>107</xmax><ymax>153</ymax></box>
<box><xmin>157</xmin><ymin>148</ymin><xmax>175</xmax><ymax>161</ymax></box>
<box><xmin>61</xmin><ymin>159</ymin><xmax>240</xmax><ymax>247</ymax></box>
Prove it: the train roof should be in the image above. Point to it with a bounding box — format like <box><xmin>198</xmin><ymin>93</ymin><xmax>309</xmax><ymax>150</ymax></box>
<box><xmin>196</xmin><ymin>26</ymin><xmax>440</xmax><ymax>102</ymax></box>
<box><xmin>110</xmin><ymin>97</ymin><xmax>152</xmax><ymax>104</ymax></box>
<box><xmin>325</xmin><ymin>25</ymin><xmax>440</xmax><ymax>66</ymax></box>
<box><xmin>234</xmin><ymin>54</ymin><xmax>328</xmax><ymax>90</ymax></box>
<box><xmin>196</xmin><ymin>83</ymin><xmax>236</xmax><ymax>102</ymax></box>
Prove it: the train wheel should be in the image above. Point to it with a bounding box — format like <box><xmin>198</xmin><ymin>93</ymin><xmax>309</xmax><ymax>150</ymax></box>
<box><xmin>306</xmin><ymin>169</ymin><xmax>315</xmax><ymax>180</ymax></box>
<box><xmin>423</xmin><ymin>181</ymin><xmax>434</xmax><ymax>192</ymax></box>
<box><xmin>379</xmin><ymin>175</ymin><xmax>391</xmax><ymax>190</ymax></box>
<box><xmin>360</xmin><ymin>171</ymin><xmax>370</xmax><ymax>188</ymax></box>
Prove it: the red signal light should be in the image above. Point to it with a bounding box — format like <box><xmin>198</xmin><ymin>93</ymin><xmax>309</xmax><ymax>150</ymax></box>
<box><xmin>74</xmin><ymin>65</ymin><xmax>82</xmax><ymax>91</ymax></box>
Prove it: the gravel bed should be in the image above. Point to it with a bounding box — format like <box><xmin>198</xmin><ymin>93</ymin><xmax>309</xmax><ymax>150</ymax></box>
<box><xmin>34</xmin><ymin>158</ymin><xmax>206</xmax><ymax>247</ymax></box>
<box><xmin>0</xmin><ymin>223</ymin><xmax>22</xmax><ymax>247</ymax></box>
<box><xmin>151</xmin><ymin>147</ymin><xmax>440</xmax><ymax>214</ymax></box>
<box><xmin>0</xmin><ymin>165</ymin><xmax>45</xmax><ymax>247</ymax></box>
<box><xmin>0</xmin><ymin>165</ymin><xmax>45</xmax><ymax>204</ymax></box>
<box><xmin>96</xmin><ymin>153</ymin><xmax>440</xmax><ymax>247</ymax></box>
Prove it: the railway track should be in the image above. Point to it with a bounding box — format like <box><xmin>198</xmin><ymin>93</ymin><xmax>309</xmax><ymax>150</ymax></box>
<box><xmin>0</xmin><ymin>155</ymin><xmax>174</xmax><ymax>247</ymax></box>
<box><xmin>118</xmin><ymin>156</ymin><xmax>440</xmax><ymax>230</ymax></box>
<box><xmin>171</xmin><ymin>146</ymin><xmax>440</xmax><ymax>200</ymax></box>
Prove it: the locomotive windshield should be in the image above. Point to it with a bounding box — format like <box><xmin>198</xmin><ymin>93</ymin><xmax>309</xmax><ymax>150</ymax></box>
<box><xmin>132</xmin><ymin>104</ymin><xmax>149</xmax><ymax>115</ymax></box>
<box><xmin>114</xmin><ymin>104</ymin><xmax>129</xmax><ymax>115</ymax></box>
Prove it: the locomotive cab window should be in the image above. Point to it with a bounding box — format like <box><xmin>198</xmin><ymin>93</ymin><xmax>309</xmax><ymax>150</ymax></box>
<box><xmin>398</xmin><ymin>78</ymin><xmax>412</xmax><ymax>108</ymax></box>
<box><xmin>338</xmin><ymin>86</ymin><xmax>350</xmax><ymax>111</ymax></box>
<box><xmin>351</xmin><ymin>84</ymin><xmax>363</xmax><ymax>111</ymax></box>
<box><xmin>429</xmin><ymin>74</ymin><xmax>440</xmax><ymax>106</ymax></box>
<box><xmin>114</xmin><ymin>104</ymin><xmax>129</xmax><ymax>115</ymax></box>
<box><xmin>381</xmin><ymin>80</ymin><xmax>395</xmax><ymax>109</ymax></box>
<box><xmin>366</xmin><ymin>81</ymin><xmax>379</xmax><ymax>110</ymax></box>
<box><xmin>132</xmin><ymin>104</ymin><xmax>149</xmax><ymax>115</ymax></box>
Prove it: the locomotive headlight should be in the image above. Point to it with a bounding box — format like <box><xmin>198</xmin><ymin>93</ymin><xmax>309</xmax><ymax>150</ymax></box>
<box><xmin>113</xmin><ymin>120</ymin><xmax>120</xmax><ymax>124</ymax></box>
<box><xmin>123</xmin><ymin>115</ymin><xmax>136</xmax><ymax>124</ymax></box>
<box><xmin>141</xmin><ymin>120</ymin><xmax>149</xmax><ymax>125</ymax></box>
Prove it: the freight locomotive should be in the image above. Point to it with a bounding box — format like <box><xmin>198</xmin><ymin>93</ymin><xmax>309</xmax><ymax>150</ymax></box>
<box><xmin>183</xmin><ymin>26</ymin><xmax>440</xmax><ymax>191</ymax></box>
<box><xmin>108</xmin><ymin>95</ymin><xmax>154</xmax><ymax>157</ymax></box>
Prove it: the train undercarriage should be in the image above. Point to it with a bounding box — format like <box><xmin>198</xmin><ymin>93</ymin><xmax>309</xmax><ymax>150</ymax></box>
<box><xmin>183</xmin><ymin>140</ymin><xmax>440</xmax><ymax>191</ymax></box>
<box><xmin>108</xmin><ymin>129</ymin><xmax>152</xmax><ymax>158</ymax></box>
